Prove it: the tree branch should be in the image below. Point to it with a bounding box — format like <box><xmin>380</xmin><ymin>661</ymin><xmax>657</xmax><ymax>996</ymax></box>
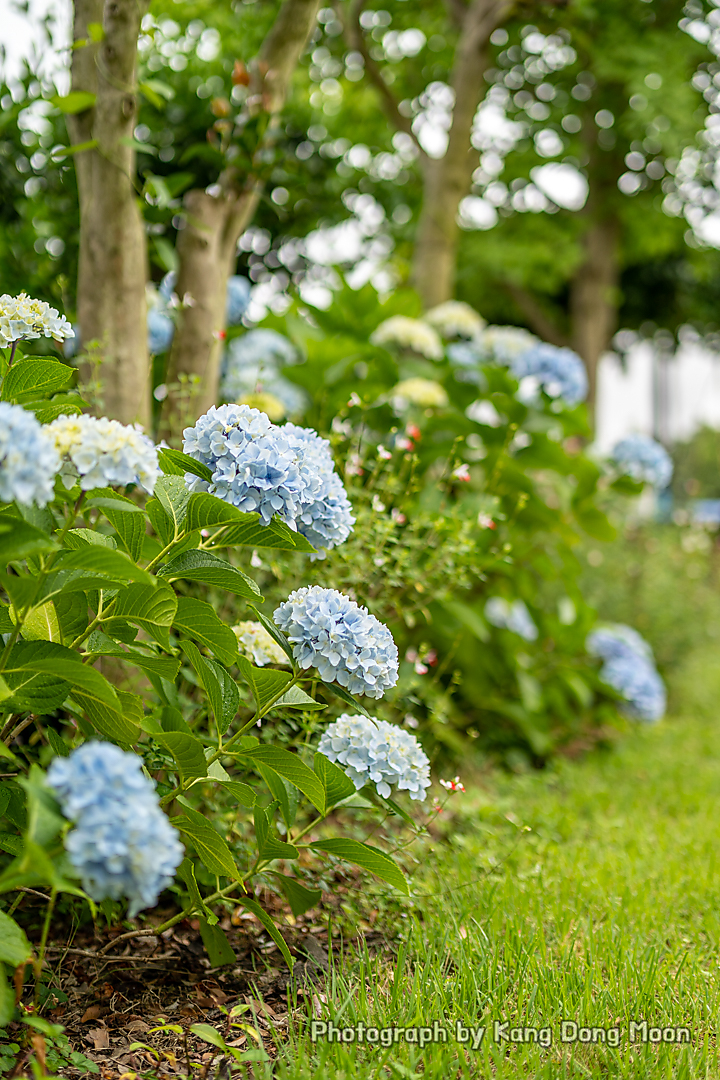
<box><xmin>344</xmin><ymin>0</ymin><xmax>426</xmax><ymax>157</ymax></box>
<box><xmin>501</xmin><ymin>281</ymin><xmax>570</xmax><ymax>348</ymax></box>
<box><xmin>257</xmin><ymin>0</ymin><xmax>323</xmax><ymax>111</ymax></box>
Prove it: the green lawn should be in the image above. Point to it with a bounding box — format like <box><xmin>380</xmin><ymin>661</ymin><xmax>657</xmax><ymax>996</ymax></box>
<box><xmin>272</xmin><ymin>714</ymin><xmax>720</xmax><ymax>1079</ymax></box>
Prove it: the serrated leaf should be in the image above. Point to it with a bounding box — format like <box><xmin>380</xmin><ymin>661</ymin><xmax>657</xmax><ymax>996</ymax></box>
<box><xmin>64</xmin><ymin>529</ymin><xmax>116</xmax><ymax>549</ymax></box>
<box><xmin>310</xmin><ymin>838</ymin><xmax>409</xmax><ymax>894</ymax></box>
<box><xmin>247</xmin><ymin>606</ymin><xmax>295</xmax><ymax>665</ymax></box>
<box><xmin>154</xmin><ymin>475</ymin><xmax>191</xmax><ymax>536</ymax></box>
<box><xmin>1</xmin><ymin>358</ymin><xmax>74</xmax><ymax>403</ymax></box>
<box><xmin>53</xmin><ymin>546</ymin><xmax>153</xmax><ymax>584</ymax></box>
<box><xmin>0</xmin><ymin>517</ymin><xmax>57</xmax><ymax>562</ymax></box>
<box><xmin>158</xmin><ymin>448</ymin><xmax>212</xmax><ymax>482</ymax></box>
<box><xmin>84</xmin><ymin>635</ymin><xmax>180</xmax><ymax>681</ymax></box>
<box><xmin>255</xmin><ymin>763</ymin><xmax>297</xmax><ymax>828</ymax></box>
<box><xmin>88</xmin><ymin>488</ymin><xmax>146</xmax><ymax>561</ymax></box>
<box><xmin>85</xmin><ymin>496</ymin><xmax>145</xmax><ymax>514</ymax></box>
<box><xmin>106</xmin><ymin>582</ymin><xmax>177</xmax><ymax>647</ymax></box>
<box><xmin>46</xmin><ymin>726</ymin><xmax>70</xmax><ymax>757</ymax></box>
<box><xmin>320</xmin><ymin>680</ymin><xmax>372</xmax><ymax>720</ymax></box>
<box><xmin>154</xmin><ymin>732</ymin><xmax>207</xmax><ymax>783</ymax></box>
<box><xmin>213</xmin><ymin>779</ymin><xmax>256</xmax><ymax>807</ymax></box>
<box><xmin>173</xmin><ymin>597</ymin><xmax>238</xmax><ymax>666</ymax></box>
<box><xmin>3</xmin><ymin>641</ymin><xmax>120</xmax><ymax>715</ymax></box>
<box><xmin>0</xmin><ymin>604</ymin><xmax>13</xmax><ymax>633</ymax></box>
<box><xmin>172</xmin><ymin>803</ymin><xmax>239</xmax><ymax>879</ymax></box>
<box><xmin>276</xmin><ymin>685</ymin><xmax>326</xmax><ymax>710</ymax></box>
<box><xmin>236</xmin><ymin>654</ymin><xmax>291</xmax><ymax>713</ymax></box>
<box><xmin>254</xmin><ymin>803</ymin><xmax>298</xmax><ymax>861</ymax></box>
<box><xmin>185</xmin><ymin>493</ymin><xmax>313</xmax><ymax>551</ymax></box>
<box><xmin>176</xmin><ymin>857</ymin><xmax>212</xmax><ymax>917</ymax></box>
<box><xmin>180</xmin><ymin>641</ymin><xmax>239</xmax><ymax>735</ymax></box>
<box><xmin>313</xmin><ymin>753</ymin><xmax>355</xmax><ymax>808</ymax></box>
<box><xmin>73</xmin><ymin>693</ymin><xmax>140</xmax><ymax>745</ymax></box>
<box><xmin>240</xmin><ymin>745</ymin><xmax>325</xmax><ymax>813</ymax></box>
<box><xmin>270</xmin><ymin>873</ymin><xmax>321</xmax><ymax>918</ymax></box>
<box><xmin>21</xmin><ymin>601</ymin><xmax>61</xmax><ymax>642</ymax></box>
<box><xmin>158</xmin><ymin>550</ymin><xmax>261</xmax><ymax>600</ymax></box>
<box><xmin>0</xmin><ymin>909</ymin><xmax>32</xmax><ymax>966</ymax></box>
<box><xmin>199</xmin><ymin>919</ymin><xmax>236</xmax><ymax>967</ymax></box>
<box><xmin>25</xmin><ymin>397</ymin><xmax>84</xmax><ymax>423</ymax></box>
<box><xmin>233</xmin><ymin>896</ymin><xmax>293</xmax><ymax>969</ymax></box>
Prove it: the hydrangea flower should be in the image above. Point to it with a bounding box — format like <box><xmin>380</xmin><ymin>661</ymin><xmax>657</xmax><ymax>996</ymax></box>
<box><xmin>317</xmin><ymin>714</ymin><xmax>431</xmax><ymax>801</ymax></box>
<box><xmin>586</xmin><ymin>624</ymin><xmax>654</xmax><ymax>664</ymax></box>
<box><xmin>0</xmin><ymin>403</ymin><xmax>60</xmax><ymax>507</ymax></box>
<box><xmin>47</xmin><ymin>742</ymin><xmax>184</xmax><ymax>916</ymax></box>
<box><xmin>46</xmin><ymin>414</ymin><xmax>160</xmax><ymax>494</ymax></box>
<box><xmin>611</xmin><ymin>434</ymin><xmax>673</xmax><ymax>488</ymax></box>
<box><xmin>147</xmin><ymin>307</ymin><xmax>175</xmax><ymax>355</ymax></box>
<box><xmin>220</xmin><ymin>331</ymin><xmax>305</xmax><ymax>415</ymax></box>
<box><xmin>392</xmin><ymin>378</ymin><xmax>449</xmax><ymax>408</ymax></box>
<box><xmin>273</xmin><ymin>587</ymin><xmax>399</xmax><ymax>698</ymax></box>
<box><xmin>0</xmin><ymin>292</ymin><xmax>74</xmax><ymax>347</ymax></box>
<box><xmin>599</xmin><ymin>654</ymin><xmax>666</xmax><ymax>722</ymax></box>
<box><xmin>423</xmin><ymin>301</ymin><xmax>485</xmax><ymax>340</ymax></box>
<box><xmin>476</xmin><ymin>325</ymin><xmax>539</xmax><ymax>364</ymax></box>
<box><xmin>370</xmin><ymin>316</ymin><xmax>443</xmax><ymax>360</ymax></box>
<box><xmin>510</xmin><ymin>343</ymin><xmax>588</xmax><ymax>406</ymax></box>
<box><xmin>233</xmin><ymin>621</ymin><xmax>290</xmax><ymax>667</ymax></box>
<box><xmin>485</xmin><ymin>597</ymin><xmax>538</xmax><ymax>641</ymax></box>
<box><xmin>238</xmin><ymin>392</ymin><xmax>286</xmax><ymax>421</ymax></box>
<box><xmin>282</xmin><ymin>423</ymin><xmax>355</xmax><ymax>554</ymax></box>
<box><xmin>226</xmin><ymin>275</ymin><xmax>252</xmax><ymax>325</ymax></box>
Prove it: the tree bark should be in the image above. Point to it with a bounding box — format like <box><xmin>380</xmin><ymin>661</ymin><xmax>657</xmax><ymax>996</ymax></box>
<box><xmin>569</xmin><ymin>217</ymin><xmax>620</xmax><ymax>411</ymax></box>
<box><xmin>68</xmin><ymin>0</ymin><xmax>151</xmax><ymax>427</ymax></box>
<box><xmin>162</xmin><ymin>0</ymin><xmax>321</xmax><ymax>436</ymax></box>
<box><xmin>412</xmin><ymin>0</ymin><xmax>513</xmax><ymax>308</ymax></box>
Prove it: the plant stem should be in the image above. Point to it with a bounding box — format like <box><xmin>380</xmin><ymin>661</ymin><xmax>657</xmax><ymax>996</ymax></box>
<box><xmin>33</xmin><ymin>888</ymin><xmax>57</xmax><ymax>1010</ymax></box>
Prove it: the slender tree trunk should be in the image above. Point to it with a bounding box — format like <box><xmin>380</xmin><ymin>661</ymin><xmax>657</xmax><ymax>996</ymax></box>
<box><xmin>162</xmin><ymin>0</ymin><xmax>321</xmax><ymax>437</ymax></box>
<box><xmin>412</xmin><ymin>0</ymin><xmax>513</xmax><ymax>308</ymax></box>
<box><xmin>68</xmin><ymin>0</ymin><xmax>150</xmax><ymax>427</ymax></box>
<box><xmin>569</xmin><ymin>217</ymin><xmax>620</xmax><ymax>410</ymax></box>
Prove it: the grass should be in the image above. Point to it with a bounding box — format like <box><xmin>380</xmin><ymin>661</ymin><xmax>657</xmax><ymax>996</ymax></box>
<box><xmin>266</xmin><ymin>712</ymin><xmax>720</xmax><ymax>1079</ymax></box>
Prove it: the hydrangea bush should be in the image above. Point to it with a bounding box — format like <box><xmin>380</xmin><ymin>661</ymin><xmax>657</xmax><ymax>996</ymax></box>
<box><xmin>0</xmin><ymin>295</ymin><xmax>428</xmax><ymax>992</ymax></box>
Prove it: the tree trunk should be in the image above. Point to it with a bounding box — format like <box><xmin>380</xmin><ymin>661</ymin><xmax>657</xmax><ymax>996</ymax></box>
<box><xmin>569</xmin><ymin>218</ymin><xmax>620</xmax><ymax>411</ymax></box>
<box><xmin>162</xmin><ymin>0</ymin><xmax>321</xmax><ymax>438</ymax></box>
<box><xmin>68</xmin><ymin>0</ymin><xmax>150</xmax><ymax>427</ymax></box>
<box><xmin>412</xmin><ymin>0</ymin><xmax>512</xmax><ymax>308</ymax></box>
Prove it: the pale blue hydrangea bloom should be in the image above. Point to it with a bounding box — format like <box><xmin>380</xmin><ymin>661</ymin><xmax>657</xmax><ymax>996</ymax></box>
<box><xmin>147</xmin><ymin>307</ymin><xmax>175</xmax><ymax>355</ymax></box>
<box><xmin>510</xmin><ymin>343</ymin><xmax>588</xmax><ymax>406</ymax></box>
<box><xmin>599</xmin><ymin>654</ymin><xmax>666</xmax><ymax>723</ymax></box>
<box><xmin>226</xmin><ymin>275</ymin><xmax>251</xmax><ymax>325</ymax></box>
<box><xmin>282</xmin><ymin>423</ymin><xmax>355</xmax><ymax>554</ymax></box>
<box><xmin>220</xmin><ymin>331</ymin><xmax>305</xmax><ymax>415</ymax></box>
<box><xmin>611</xmin><ymin>434</ymin><xmax>673</xmax><ymax>488</ymax></box>
<box><xmin>158</xmin><ymin>271</ymin><xmax>177</xmax><ymax>303</ymax></box>
<box><xmin>47</xmin><ymin>742</ymin><xmax>184</xmax><ymax>916</ymax></box>
<box><xmin>0</xmin><ymin>402</ymin><xmax>60</xmax><ymax>507</ymax></box>
<box><xmin>225</xmin><ymin>329</ymin><xmax>297</xmax><ymax>368</ymax></box>
<box><xmin>586</xmin><ymin>624</ymin><xmax>654</xmax><ymax>664</ymax></box>
<box><xmin>47</xmin><ymin>414</ymin><xmax>160</xmax><ymax>494</ymax></box>
<box><xmin>318</xmin><ymin>713</ymin><xmax>431</xmax><ymax>801</ymax></box>
<box><xmin>273</xmin><ymin>586</ymin><xmax>399</xmax><ymax>698</ymax></box>
<box><xmin>485</xmin><ymin>597</ymin><xmax>538</xmax><ymax>642</ymax></box>
<box><xmin>475</xmin><ymin>325</ymin><xmax>539</xmax><ymax>365</ymax></box>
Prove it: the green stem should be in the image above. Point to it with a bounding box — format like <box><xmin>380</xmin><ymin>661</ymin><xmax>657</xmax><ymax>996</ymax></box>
<box><xmin>33</xmin><ymin>888</ymin><xmax>57</xmax><ymax>1010</ymax></box>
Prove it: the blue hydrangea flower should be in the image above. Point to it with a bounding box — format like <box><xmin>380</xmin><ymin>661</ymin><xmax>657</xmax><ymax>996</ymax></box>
<box><xmin>220</xmin><ymin>331</ymin><xmax>305</xmax><ymax>415</ymax></box>
<box><xmin>273</xmin><ymin>586</ymin><xmax>399</xmax><ymax>698</ymax></box>
<box><xmin>47</xmin><ymin>742</ymin><xmax>184</xmax><ymax>916</ymax></box>
<box><xmin>510</xmin><ymin>343</ymin><xmax>588</xmax><ymax>406</ymax></box>
<box><xmin>225</xmin><ymin>329</ymin><xmax>297</xmax><ymax>368</ymax></box>
<box><xmin>586</xmin><ymin>624</ymin><xmax>654</xmax><ymax>664</ymax></box>
<box><xmin>226</xmin><ymin>276</ymin><xmax>252</xmax><ymax>325</ymax></box>
<box><xmin>158</xmin><ymin>271</ymin><xmax>177</xmax><ymax>304</ymax></box>
<box><xmin>484</xmin><ymin>597</ymin><xmax>538</xmax><ymax>642</ymax></box>
<box><xmin>147</xmin><ymin>307</ymin><xmax>175</xmax><ymax>355</ymax></box>
<box><xmin>282</xmin><ymin>423</ymin><xmax>355</xmax><ymax>555</ymax></box>
<box><xmin>318</xmin><ymin>714</ymin><xmax>431</xmax><ymax>801</ymax></box>
<box><xmin>611</xmin><ymin>434</ymin><xmax>673</xmax><ymax>488</ymax></box>
<box><xmin>599</xmin><ymin>654</ymin><xmax>666</xmax><ymax>723</ymax></box>
<box><xmin>0</xmin><ymin>402</ymin><xmax>60</xmax><ymax>507</ymax></box>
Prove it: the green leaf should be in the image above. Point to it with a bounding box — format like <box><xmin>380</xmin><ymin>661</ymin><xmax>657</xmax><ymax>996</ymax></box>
<box><xmin>172</xmin><ymin>804</ymin><xmax>239</xmax><ymax>880</ymax></box>
<box><xmin>154</xmin><ymin>732</ymin><xmax>207</xmax><ymax>783</ymax></box>
<box><xmin>173</xmin><ymin>597</ymin><xmax>238</xmax><ymax>666</ymax></box>
<box><xmin>572</xmin><ymin>500</ymin><xmax>616</xmax><ymax>542</ymax></box>
<box><xmin>180</xmin><ymin>641</ymin><xmax>239</xmax><ymax>735</ymax></box>
<box><xmin>0</xmin><ymin>517</ymin><xmax>57</xmax><ymax>562</ymax></box>
<box><xmin>309</xmin><ymin>838</ymin><xmax>409</xmax><ymax>894</ymax></box>
<box><xmin>0</xmin><ymin>964</ymin><xmax>14</xmax><ymax>1028</ymax></box>
<box><xmin>154</xmin><ymin>475</ymin><xmax>191</xmax><ymax>536</ymax></box>
<box><xmin>0</xmin><ymin>604</ymin><xmax>13</xmax><ymax>633</ymax></box>
<box><xmin>84</xmin><ymin>634</ymin><xmax>181</xmax><ymax>681</ymax></box>
<box><xmin>236</xmin><ymin>655</ymin><xmax>291</xmax><ymax>712</ymax></box>
<box><xmin>53</xmin><ymin>546</ymin><xmax>153</xmax><ymax>584</ymax></box>
<box><xmin>85</xmin><ymin>496</ymin><xmax>145</xmax><ymax>514</ymax></box>
<box><xmin>176</xmin><ymin>857</ymin><xmax>212</xmax><ymax>918</ymax></box>
<box><xmin>314</xmin><ymin>753</ymin><xmax>355</xmax><ymax>808</ymax></box>
<box><xmin>2</xmin><ymin>641</ymin><xmax>120</xmax><ymax>717</ymax></box>
<box><xmin>0</xmin><ymin>909</ymin><xmax>32</xmax><ymax>966</ymax></box>
<box><xmin>50</xmin><ymin>138</ymin><xmax>98</xmax><ymax>158</ymax></box>
<box><xmin>157</xmin><ymin>448</ymin><xmax>212</xmax><ymax>483</ymax></box>
<box><xmin>51</xmin><ymin>91</ymin><xmax>96</xmax><ymax>113</ymax></box>
<box><xmin>64</xmin><ymin>528</ymin><xmax>116</xmax><ymax>550</ymax></box>
<box><xmin>199</xmin><ymin>919</ymin><xmax>236</xmax><ymax>967</ymax></box>
<box><xmin>232</xmin><ymin>896</ymin><xmax>294</xmax><ymax>969</ymax></box>
<box><xmin>24</xmin><ymin>396</ymin><xmax>84</xmax><ymax>423</ymax></box>
<box><xmin>46</xmin><ymin>726</ymin><xmax>70</xmax><ymax>758</ymax></box>
<box><xmin>255</xmin><ymin>763</ymin><xmax>297</xmax><ymax>828</ymax></box>
<box><xmin>73</xmin><ymin>693</ymin><xmax>140</xmax><ymax>745</ymax></box>
<box><xmin>270</xmin><ymin>874</ymin><xmax>321</xmax><ymax>918</ymax></box>
<box><xmin>212</xmin><ymin>779</ymin><xmax>256</xmax><ymax>808</ymax></box>
<box><xmin>240</xmin><ymin>745</ymin><xmax>325</xmax><ymax>814</ymax></box>
<box><xmin>190</xmin><ymin>1023</ymin><xmax>227</xmax><ymax>1050</ymax></box>
<box><xmin>20</xmin><ymin>601</ymin><xmax>61</xmax><ymax>642</ymax></box>
<box><xmin>1</xmin><ymin>358</ymin><xmax>73</xmax><ymax>403</ymax></box>
<box><xmin>158</xmin><ymin>550</ymin><xmax>261</xmax><ymax>600</ymax></box>
<box><xmin>185</xmin><ymin>492</ymin><xmax>314</xmax><ymax>551</ymax></box>
<box><xmin>276</xmin><ymin>685</ymin><xmax>326</xmax><ymax>710</ymax></box>
<box><xmin>246</xmin><ymin>607</ymin><xmax>295</xmax><ymax>665</ymax></box>
<box><xmin>254</xmin><ymin>804</ymin><xmax>299</xmax><ymax>860</ymax></box>
<box><xmin>88</xmin><ymin>488</ymin><xmax>147</xmax><ymax>561</ymax></box>
<box><xmin>160</xmin><ymin>706</ymin><xmax>193</xmax><ymax>736</ymax></box>
<box><xmin>320</xmin><ymin>680</ymin><xmax>373</xmax><ymax>720</ymax></box>
<box><xmin>106</xmin><ymin>582</ymin><xmax>177</xmax><ymax>647</ymax></box>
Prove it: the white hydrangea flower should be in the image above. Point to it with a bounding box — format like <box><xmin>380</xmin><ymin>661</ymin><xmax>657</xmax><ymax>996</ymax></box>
<box><xmin>233</xmin><ymin>621</ymin><xmax>290</xmax><ymax>667</ymax></box>
<box><xmin>46</xmin><ymin>414</ymin><xmax>160</xmax><ymax>494</ymax></box>
<box><xmin>370</xmin><ymin>316</ymin><xmax>443</xmax><ymax>360</ymax></box>
<box><xmin>0</xmin><ymin>402</ymin><xmax>60</xmax><ymax>507</ymax></box>
<box><xmin>393</xmin><ymin>378</ymin><xmax>449</xmax><ymax>408</ymax></box>
<box><xmin>0</xmin><ymin>293</ymin><xmax>74</xmax><ymax>347</ymax></box>
<box><xmin>477</xmin><ymin>325</ymin><xmax>539</xmax><ymax>364</ymax></box>
<box><xmin>423</xmin><ymin>301</ymin><xmax>485</xmax><ymax>340</ymax></box>
<box><xmin>317</xmin><ymin>713</ymin><xmax>431</xmax><ymax>801</ymax></box>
